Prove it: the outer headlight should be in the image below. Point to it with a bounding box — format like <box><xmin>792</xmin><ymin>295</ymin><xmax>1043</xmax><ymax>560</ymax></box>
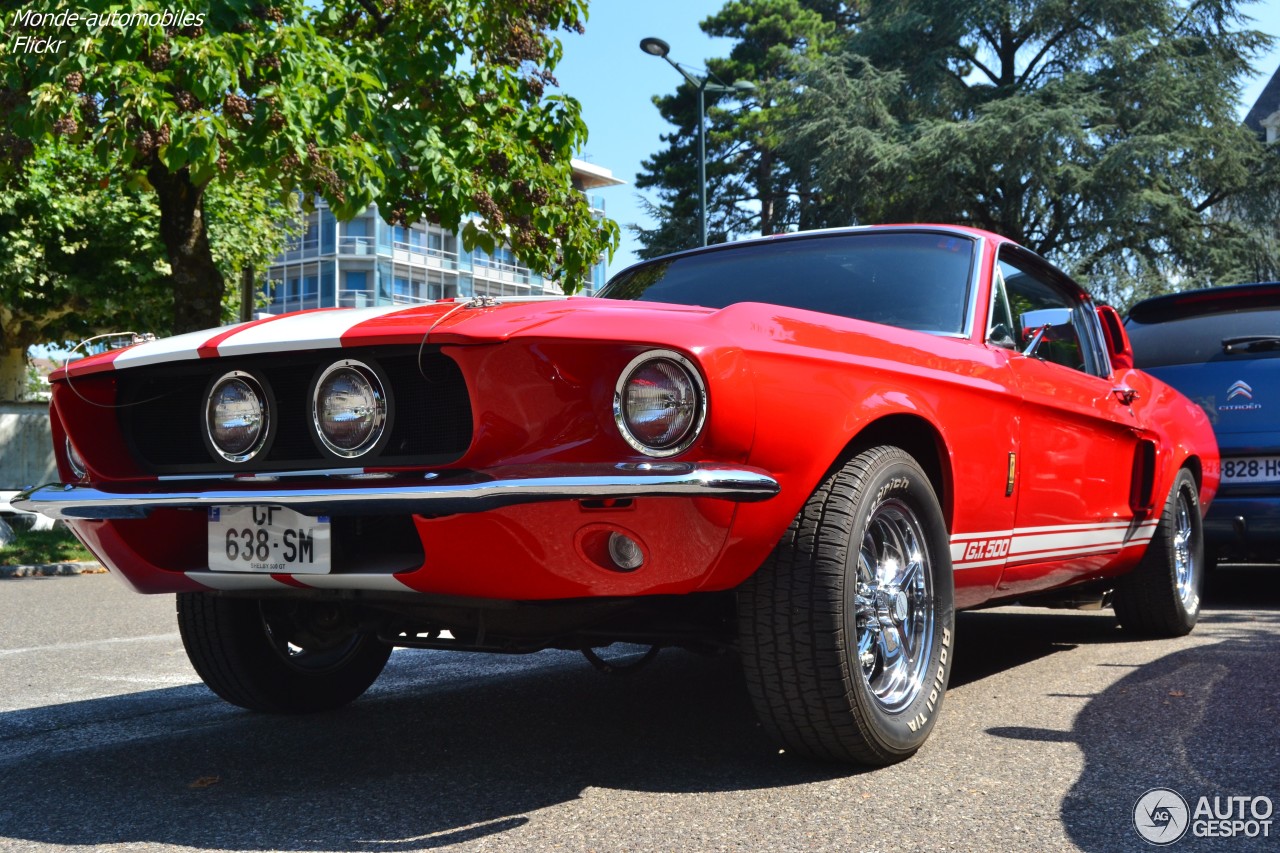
<box><xmin>65</xmin><ymin>437</ymin><xmax>87</xmax><ymax>480</ymax></box>
<box><xmin>313</xmin><ymin>359</ymin><xmax>387</xmax><ymax>458</ymax></box>
<box><xmin>613</xmin><ymin>350</ymin><xmax>706</xmax><ymax>457</ymax></box>
<box><xmin>205</xmin><ymin>371</ymin><xmax>269</xmax><ymax>463</ymax></box>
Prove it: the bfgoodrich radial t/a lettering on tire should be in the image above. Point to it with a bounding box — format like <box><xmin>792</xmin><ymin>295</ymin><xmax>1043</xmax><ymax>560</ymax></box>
<box><xmin>738</xmin><ymin>445</ymin><xmax>956</xmax><ymax>765</ymax></box>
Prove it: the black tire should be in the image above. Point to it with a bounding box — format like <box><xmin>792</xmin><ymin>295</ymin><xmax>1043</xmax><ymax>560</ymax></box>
<box><xmin>738</xmin><ymin>446</ymin><xmax>956</xmax><ymax>765</ymax></box>
<box><xmin>1113</xmin><ymin>468</ymin><xmax>1203</xmax><ymax>637</ymax></box>
<box><xmin>176</xmin><ymin>593</ymin><xmax>392</xmax><ymax>713</ymax></box>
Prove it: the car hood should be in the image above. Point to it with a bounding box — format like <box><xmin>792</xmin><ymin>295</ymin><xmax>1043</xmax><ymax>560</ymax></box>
<box><xmin>54</xmin><ymin>297</ymin><xmax>721</xmax><ymax>379</ymax></box>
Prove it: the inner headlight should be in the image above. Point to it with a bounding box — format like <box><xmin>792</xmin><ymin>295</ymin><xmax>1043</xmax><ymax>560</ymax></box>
<box><xmin>613</xmin><ymin>350</ymin><xmax>706</xmax><ymax>457</ymax></box>
<box><xmin>313</xmin><ymin>359</ymin><xmax>387</xmax><ymax>458</ymax></box>
<box><xmin>206</xmin><ymin>371</ymin><xmax>269</xmax><ymax>463</ymax></box>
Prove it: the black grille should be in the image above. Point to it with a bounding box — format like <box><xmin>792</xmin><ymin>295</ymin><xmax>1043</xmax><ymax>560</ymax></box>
<box><xmin>118</xmin><ymin>347</ymin><xmax>472</xmax><ymax>474</ymax></box>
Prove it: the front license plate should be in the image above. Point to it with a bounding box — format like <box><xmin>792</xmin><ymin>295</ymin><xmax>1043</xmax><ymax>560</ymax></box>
<box><xmin>207</xmin><ymin>506</ymin><xmax>331</xmax><ymax>574</ymax></box>
<box><xmin>1221</xmin><ymin>456</ymin><xmax>1280</xmax><ymax>485</ymax></box>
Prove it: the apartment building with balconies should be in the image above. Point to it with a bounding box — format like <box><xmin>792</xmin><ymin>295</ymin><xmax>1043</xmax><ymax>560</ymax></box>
<box><xmin>264</xmin><ymin>159</ymin><xmax>623</xmax><ymax>314</ymax></box>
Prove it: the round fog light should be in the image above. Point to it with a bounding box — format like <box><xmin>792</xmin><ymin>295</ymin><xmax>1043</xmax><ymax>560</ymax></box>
<box><xmin>313</xmin><ymin>359</ymin><xmax>387</xmax><ymax>458</ymax></box>
<box><xmin>607</xmin><ymin>532</ymin><xmax>645</xmax><ymax>571</ymax></box>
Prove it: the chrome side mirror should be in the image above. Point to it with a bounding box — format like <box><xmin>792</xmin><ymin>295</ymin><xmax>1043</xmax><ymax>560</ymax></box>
<box><xmin>1020</xmin><ymin>308</ymin><xmax>1073</xmax><ymax>358</ymax></box>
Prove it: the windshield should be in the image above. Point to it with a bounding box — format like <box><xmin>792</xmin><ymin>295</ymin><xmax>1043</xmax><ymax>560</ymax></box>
<box><xmin>600</xmin><ymin>231</ymin><xmax>976</xmax><ymax>335</ymax></box>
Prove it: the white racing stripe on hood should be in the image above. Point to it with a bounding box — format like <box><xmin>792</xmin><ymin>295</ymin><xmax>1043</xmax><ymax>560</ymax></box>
<box><xmin>108</xmin><ymin>307</ymin><xmax>412</xmax><ymax>371</ymax></box>
<box><xmin>111</xmin><ymin>327</ymin><xmax>234</xmax><ymax>369</ymax></box>
<box><xmin>215</xmin><ymin>306</ymin><xmax>409</xmax><ymax>357</ymax></box>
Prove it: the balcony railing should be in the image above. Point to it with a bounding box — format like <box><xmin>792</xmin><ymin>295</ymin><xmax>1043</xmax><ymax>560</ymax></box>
<box><xmin>472</xmin><ymin>255</ymin><xmax>535</xmax><ymax>284</ymax></box>
<box><xmin>332</xmin><ymin>236</ymin><xmax>459</xmax><ymax>270</ymax></box>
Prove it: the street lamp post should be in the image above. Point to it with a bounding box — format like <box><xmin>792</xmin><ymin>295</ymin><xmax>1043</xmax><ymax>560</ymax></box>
<box><xmin>639</xmin><ymin>37</ymin><xmax>754</xmax><ymax>247</ymax></box>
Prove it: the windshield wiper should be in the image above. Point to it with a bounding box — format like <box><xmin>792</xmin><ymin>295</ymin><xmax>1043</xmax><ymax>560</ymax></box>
<box><xmin>1222</xmin><ymin>335</ymin><xmax>1280</xmax><ymax>354</ymax></box>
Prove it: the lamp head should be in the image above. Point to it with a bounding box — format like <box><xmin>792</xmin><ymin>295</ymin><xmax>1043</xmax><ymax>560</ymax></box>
<box><xmin>639</xmin><ymin>37</ymin><xmax>670</xmax><ymax>58</ymax></box>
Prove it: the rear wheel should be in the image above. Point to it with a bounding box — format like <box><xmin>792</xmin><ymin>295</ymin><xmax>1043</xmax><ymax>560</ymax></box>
<box><xmin>738</xmin><ymin>446</ymin><xmax>956</xmax><ymax>765</ymax></box>
<box><xmin>1113</xmin><ymin>468</ymin><xmax>1203</xmax><ymax>637</ymax></box>
<box><xmin>177</xmin><ymin>593</ymin><xmax>391</xmax><ymax>712</ymax></box>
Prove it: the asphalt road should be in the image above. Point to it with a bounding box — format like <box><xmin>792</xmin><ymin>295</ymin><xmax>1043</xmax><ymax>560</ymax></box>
<box><xmin>1</xmin><ymin>568</ymin><xmax>1277</xmax><ymax>853</ymax></box>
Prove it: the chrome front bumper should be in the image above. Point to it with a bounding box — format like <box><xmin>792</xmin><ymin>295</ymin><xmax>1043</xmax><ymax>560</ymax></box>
<box><xmin>13</xmin><ymin>462</ymin><xmax>780</xmax><ymax>521</ymax></box>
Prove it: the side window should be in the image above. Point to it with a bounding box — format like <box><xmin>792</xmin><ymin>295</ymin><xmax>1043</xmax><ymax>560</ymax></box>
<box><xmin>986</xmin><ymin>267</ymin><xmax>1017</xmax><ymax>349</ymax></box>
<box><xmin>998</xmin><ymin>252</ymin><xmax>1104</xmax><ymax>377</ymax></box>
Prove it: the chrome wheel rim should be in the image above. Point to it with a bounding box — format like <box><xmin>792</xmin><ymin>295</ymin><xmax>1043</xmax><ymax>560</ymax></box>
<box><xmin>853</xmin><ymin>499</ymin><xmax>935</xmax><ymax>713</ymax></box>
<box><xmin>1173</xmin><ymin>489</ymin><xmax>1198</xmax><ymax>611</ymax></box>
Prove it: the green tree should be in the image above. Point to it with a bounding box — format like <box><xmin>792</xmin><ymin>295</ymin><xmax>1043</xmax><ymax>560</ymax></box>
<box><xmin>0</xmin><ymin>141</ymin><xmax>168</xmax><ymax>400</ymax></box>
<box><xmin>633</xmin><ymin>0</ymin><xmax>842</xmax><ymax>258</ymax></box>
<box><xmin>0</xmin><ymin>140</ymin><xmax>292</xmax><ymax>400</ymax></box>
<box><xmin>1</xmin><ymin>0</ymin><xmax>617</xmax><ymax>334</ymax></box>
<box><xmin>782</xmin><ymin>0</ymin><xmax>1278</xmax><ymax>306</ymax></box>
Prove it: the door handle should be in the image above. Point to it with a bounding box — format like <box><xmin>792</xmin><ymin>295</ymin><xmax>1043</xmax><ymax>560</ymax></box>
<box><xmin>1112</xmin><ymin>387</ymin><xmax>1139</xmax><ymax>405</ymax></box>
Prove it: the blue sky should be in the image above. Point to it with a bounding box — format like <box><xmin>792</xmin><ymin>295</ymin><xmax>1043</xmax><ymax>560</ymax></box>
<box><xmin>554</xmin><ymin>1</ymin><xmax>1280</xmax><ymax>277</ymax></box>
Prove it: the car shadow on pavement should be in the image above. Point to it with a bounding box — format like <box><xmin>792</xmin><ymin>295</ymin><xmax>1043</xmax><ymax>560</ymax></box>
<box><xmin>0</xmin><ymin>647</ymin><xmax>855</xmax><ymax>851</ymax></box>
<box><xmin>985</xmin><ymin>568</ymin><xmax>1280</xmax><ymax>852</ymax></box>
<box><xmin>950</xmin><ymin>607</ymin><xmax>1126</xmax><ymax>689</ymax></box>
<box><xmin>3</xmin><ymin>569</ymin><xmax>1274</xmax><ymax>851</ymax></box>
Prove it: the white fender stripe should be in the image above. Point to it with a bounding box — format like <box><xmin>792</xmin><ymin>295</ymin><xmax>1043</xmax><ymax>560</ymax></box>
<box><xmin>290</xmin><ymin>574</ymin><xmax>415</xmax><ymax>592</ymax></box>
<box><xmin>1010</xmin><ymin>528</ymin><xmax>1132</xmax><ymax>555</ymax></box>
<box><xmin>950</xmin><ymin>519</ymin><xmax>1163</xmax><ymax>568</ymax></box>
<box><xmin>953</xmin><ymin>557</ymin><xmax>1009</xmax><ymax>570</ymax></box>
<box><xmin>184</xmin><ymin>570</ymin><xmax>414</xmax><ymax>593</ymax></box>
<box><xmin>1007</xmin><ymin>543</ymin><xmax>1128</xmax><ymax>562</ymax></box>
<box><xmin>185</xmin><ymin>571</ymin><xmax>293</xmax><ymax>591</ymax></box>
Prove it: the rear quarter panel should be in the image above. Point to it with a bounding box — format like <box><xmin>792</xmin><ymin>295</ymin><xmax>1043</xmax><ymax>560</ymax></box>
<box><xmin>1123</xmin><ymin>366</ymin><xmax>1220</xmax><ymax>511</ymax></box>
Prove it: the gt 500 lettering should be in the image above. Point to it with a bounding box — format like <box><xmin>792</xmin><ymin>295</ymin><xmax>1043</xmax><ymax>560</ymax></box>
<box><xmin>963</xmin><ymin>538</ymin><xmax>1010</xmax><ymax>560</ymax></box>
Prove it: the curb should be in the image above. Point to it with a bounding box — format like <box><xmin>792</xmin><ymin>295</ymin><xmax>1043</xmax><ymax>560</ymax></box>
<box><xmin>0</xmin><ymin>562</ymin><xmax>106</xmax><ymax>578</ymax></box>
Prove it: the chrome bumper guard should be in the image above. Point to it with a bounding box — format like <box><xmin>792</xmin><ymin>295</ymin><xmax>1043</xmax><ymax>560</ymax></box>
<box><xmin>13</xmin><ymin>462</ymin><xmax>780</xmax><ymax>521</ymax></box>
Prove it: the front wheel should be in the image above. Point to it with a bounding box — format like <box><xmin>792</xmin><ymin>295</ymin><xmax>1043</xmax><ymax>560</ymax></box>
<box><xmin>738</xmin><ymin>446</ymin><xmax>956</xmax><ymax>765</ymax></box>
<box><xmin>1113</xmin><ymin>468</ymin><xmax>1203</xmax><ymax>637</ymax></box>
<box><xmin>177</xmin><ymin>593</ymin><xmax>392</xmax><ymax>713</ymax></box>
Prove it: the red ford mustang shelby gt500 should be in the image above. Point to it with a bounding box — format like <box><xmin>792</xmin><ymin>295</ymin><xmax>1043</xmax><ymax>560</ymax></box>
<box><xmin>18</xmin><ymin>225</ymin><xmax>1218</xmax><ymax>766</ymax></box>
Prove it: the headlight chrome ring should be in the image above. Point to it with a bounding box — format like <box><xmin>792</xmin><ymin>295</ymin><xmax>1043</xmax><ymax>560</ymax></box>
<box><xmin>312</xmin><ymin>359</ymin><xmax>388</xmax><ymax>459</ymax></box>
<box><xmin>613</xmin><ymin>349</ymin><xmax>707</xmax><ymax>458</ymax></box>
<box><xmin>205</xmin><ymin>371</ymin><xmax>270</xmax><ymax>463</ymax></box>
<box><xmin>65</xmin><ymin>436</ymin><xmax>87</xmax><ymax>480</ymax></box>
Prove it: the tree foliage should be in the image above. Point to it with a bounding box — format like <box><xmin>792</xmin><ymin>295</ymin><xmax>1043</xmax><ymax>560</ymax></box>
<box><xmin>0</xmin><ymin>140</ymin><xmax>292</xmax><ymax>399</ymax></box>
<box><xmin>1</xmin><ymin>0</ymin><xmax>618</xmax><ymax>333</ymax></box>
<box><xmin>0</xmin><ymin>142</ymin><xmax>169</xmax><ymax>355</ymax></box>
<box><xmin>633</xmin><ymin>0</ymin><xmax>843</xmax><ymax>258</ymax></box>
<box><xmin>637</xmin><ymin>0</ymin><xmax>1279</xmax><ymax>307</ymax></box>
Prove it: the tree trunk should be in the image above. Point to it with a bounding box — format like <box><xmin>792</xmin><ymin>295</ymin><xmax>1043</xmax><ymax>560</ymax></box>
<box><xmin>148</xmin><ymin>165</ymin><xmax>225</xmax><ymax>334</ymax></box>
<box><xmin>0</xmin><ymin>347</ymin><xmax>28</xmax><ymax>402</ymax></box>
<box><xmin>757</xmin><ymin>149</ymin><xmax>775</xmax><ymax>237</ymax></box>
